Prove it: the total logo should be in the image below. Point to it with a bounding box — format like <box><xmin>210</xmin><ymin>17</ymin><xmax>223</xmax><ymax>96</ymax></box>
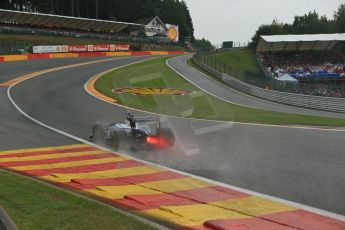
<box><xmin>112</xmin><ymin>87</ymin><xmax>193</xmax><ymax>96</ymax></box>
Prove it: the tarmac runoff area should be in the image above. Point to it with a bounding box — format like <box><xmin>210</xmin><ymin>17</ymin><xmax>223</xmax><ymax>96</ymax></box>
<box><xmin>0</xmin><ymin>55</ymin><xmax>345</xmax><ymax>229</ymax></box>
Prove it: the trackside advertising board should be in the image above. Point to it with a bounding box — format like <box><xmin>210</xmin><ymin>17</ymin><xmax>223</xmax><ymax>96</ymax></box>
<box><xmin>33</xmin><ymin>44</ymin><xmax>130</xmax><ymax>53</ymax></box>
<box><xmin>166</xmin><ymin>24</ymin><xmax>179</xmax><ymax>42</ymax></box>
<box><xmin>33</xmin><ymin>46</ymin><xmax>63</xmax><ymax>54</ymax></box>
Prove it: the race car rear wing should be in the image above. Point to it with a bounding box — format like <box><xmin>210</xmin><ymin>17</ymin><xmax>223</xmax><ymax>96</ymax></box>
<box><xmin>135</xmin><ymin>116</ymin><xmax>159</xmax><ymax>123</ymax></box>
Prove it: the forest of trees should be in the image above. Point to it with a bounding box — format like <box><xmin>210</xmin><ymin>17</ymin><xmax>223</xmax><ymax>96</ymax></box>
<box><xmin>0</xmin><ymin>0</ymin><xmax>194</xmax><ymax>41</ymax></box>
<box><xmin>194</xmin><ymin>38</ymin><xmax>214</xmax><ymax>51</ymax></box>
<box><xmin>250</xmin><ymin>3</ymin><xmax>345</xmax><ymax>48</ymax></box>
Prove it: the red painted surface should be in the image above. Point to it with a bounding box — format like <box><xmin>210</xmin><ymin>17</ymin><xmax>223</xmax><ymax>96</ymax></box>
<box><xmin>0</xmin><ymin>57</ymin><xmax>4</xmax><ymax>62</ymax></box>
<box><xmin>202</xmin><ymin>217</ymin><xmax>296</xmax><ymax>230</ymax></box>
<box><xmin>110</xmin><ymin>186</ymin><xmax>249</xmax><ymax>211</ymax></box>
<box><xmin>0</xmin><ymin>146</ymin><xmax>97</xmax><ymax>159</ymax></box>
<box><xmin>24</xmin><ymin>160</ymin><xmax>143</xmax><ymax>176</ymax></box>
<box><xmin>0</xmin><ymin>153</ymin><xmax>114</xmax><ymax>167</ymax></box>
<box><xmin>172</xmin><ymin>186</ymin><xmax>249</xmax><ymax>203</ymax></box>
<box><xmin>64</xmin><ymin>171</ymin><xmax>186</xmax><ymax>190</ymax></box>
<box><xmin>27</xmin><ymin>53</ymin><xmax>51</xmax><ymax>60</ymax></box>
<box><xmin>66</xmin><ymin>178</ymin><xmax>129</xmax><ymax>190</ymax></box>
<box><xmin>263</xmin><ymin>210</ymin><xmax>345</xmax><ymax>230</ymax></box>
<box><xmin>130</xmin><ymin>51</ymin><xmax>151</xmax><ymax>56</ymax></box>
<box><xmin>77</xmin><ymin>52</ymin><xmax>107</xmax><ymax>57</ymax></box>
<box><xmin>113</xmin><ymin>193</ymin><xmax>196</xmax><ymax>210</ymax></box>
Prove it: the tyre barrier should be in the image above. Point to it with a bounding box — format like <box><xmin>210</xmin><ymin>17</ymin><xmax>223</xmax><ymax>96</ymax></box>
<box><xmin>193</xmin><ymin>57</ymin><xmax>345</xmax><ymax>113</ymax></box>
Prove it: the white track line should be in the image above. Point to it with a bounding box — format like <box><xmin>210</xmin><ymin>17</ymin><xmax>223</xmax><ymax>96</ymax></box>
<box><xmin>7</xmin><ymin>56</ymin><xmax>345</xmax><ymax>222</ymax></box>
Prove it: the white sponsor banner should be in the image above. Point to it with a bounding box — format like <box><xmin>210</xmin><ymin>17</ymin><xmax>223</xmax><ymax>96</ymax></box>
<box><xmin>166</xmin><ymin>24</ymin><xmax>179</xmax><ymax>42</ymax></box>
<box><xmin>33</xmin><ymin>46</ymin><xmax>63</xmax><ymax>54</ymax></box>
<box><xmin>33</xmin><ymin>44</ymin><xmax>130</xmax><ymax>53</ymax></box>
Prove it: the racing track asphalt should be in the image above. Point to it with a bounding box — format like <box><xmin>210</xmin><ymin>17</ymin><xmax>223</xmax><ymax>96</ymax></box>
<box><xmin>5</xmin><ymin>55</ymin><xmax>345</xmax><ymax>217</ymax></box>
<box><xmin>0</xmin><ymin>57</ymin><xmax>120</xmax><ymax>151</ymax></box>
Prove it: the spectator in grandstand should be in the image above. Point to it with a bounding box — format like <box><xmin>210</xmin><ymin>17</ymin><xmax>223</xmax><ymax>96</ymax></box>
<box><xmin>259</xmin><ymin>51</ymin><xmax>345</xmax><ymax>79</ymax></box>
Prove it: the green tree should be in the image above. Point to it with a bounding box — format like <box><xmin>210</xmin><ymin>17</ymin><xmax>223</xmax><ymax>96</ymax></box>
<box><xmin>250</xmin><ymin>4</ymin><xmax>344</xmax><ymax>49</ymax></box>
<box><xmin>334</xmin><ymin>3</ymin><xmax>345</xmax><ymax>33</ymax></box>
<box><xmin>194</xmin><ymin>38</ymin><xmax>214</xmax><ymax>51</ymax></box>
<box><xmin>0</xmin><ymin>0</ymin><xmax>195</xmax><ymax>40</ymax></box>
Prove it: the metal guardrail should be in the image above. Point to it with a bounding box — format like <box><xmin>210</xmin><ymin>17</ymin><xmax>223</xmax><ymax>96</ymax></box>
<box><xmin>193</xmin><ymin>57</ymin><xmax>345</xmax><ymax>113</ymax></box>
<box><xmin>195</xmin><ymin>50</ymin><xmax>345</xmax><ymax>98</ymax></box>
<box><xmin>0</xmin><ymin>206</ymin><xmax>19</xmax><ymax>230</ymax></box>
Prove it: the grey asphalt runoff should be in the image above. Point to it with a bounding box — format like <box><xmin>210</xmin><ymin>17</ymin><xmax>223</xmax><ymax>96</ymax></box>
<box><xmin>168</xmin><ymin>55</ymin><xmax>345</xmax><ymax>119</ymax></box>
<box><xmin>6</xmin><ymin>55</ymin><xmax>345</xmax><ymax>216</ymax></box>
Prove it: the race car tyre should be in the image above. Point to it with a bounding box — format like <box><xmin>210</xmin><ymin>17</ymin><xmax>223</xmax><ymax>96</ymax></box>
<box><xmin>107</xmin><ymin>131</ymin><xmax>120</xmax><ymax>150</ymax></box>
<box><xmin>158</xmin><ymin>127</ymin><xmax>175</xmax><ymax>147</ymax></box>
<box><xmin>92</xmin><ymin>124</ymin><xmax>106</xmax><ymax>144</ymax></box>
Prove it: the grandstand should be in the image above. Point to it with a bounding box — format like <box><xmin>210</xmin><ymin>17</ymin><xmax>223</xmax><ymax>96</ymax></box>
<box><xmin>0</xmin><ymin>9</ymin><xmax>181</xmax><ymax>54</ymax></box>
<box><xmin>0</xmin><ymin>8</ymin><xmax>142</xmax><ymax>33</ymax></box>
<box><xmin>256</xmin><ymin>34</ymin><xmax>345</xmax><ymax>97</ymax></box>
<box><xmin>257</xmin><ymin>34</ymin><xmax>345</xmax><ymax>79</ymax></box>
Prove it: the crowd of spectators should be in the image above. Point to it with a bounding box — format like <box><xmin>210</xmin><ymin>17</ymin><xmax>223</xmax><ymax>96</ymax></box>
<box><xmin>259</xmin><ymin>51</ymin><xmax>345</xmax><ymax>79</ymax></box>
<box><xmin>0</xmin><ymin>22</ymin><xmax>178</xmax><ymax>46</ymax></box>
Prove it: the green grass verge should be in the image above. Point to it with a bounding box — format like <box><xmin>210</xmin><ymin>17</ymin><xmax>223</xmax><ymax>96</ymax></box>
<box><xmin>209</xmin><ymin>49</ymin><xmax>259</xmax><ymax>74</ymax></box>
<box><xmin>95</xmin><ymin>57</ymin><xmax>345</xmax><ymax>126</ymax></box>
<box><xmin>0</xmin><ymin>170</ymin><xmax>156</xmax><ymax>230</ymax></box>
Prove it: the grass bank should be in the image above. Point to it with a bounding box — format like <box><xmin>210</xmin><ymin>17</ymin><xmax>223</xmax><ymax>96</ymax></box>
<box><xmin>209</xmin><ymin>49</ymin><xmax>259</xmax><ymax>74</ymax></box>
<box><xmin>0</xmin><ymin>170</ymin><xmax>156</xmax><ymax>230</ymax></box>
<box><xmin>95</xmin><ymin>57</ymin><xmax>345</xmax><ymax>126</ymax></box>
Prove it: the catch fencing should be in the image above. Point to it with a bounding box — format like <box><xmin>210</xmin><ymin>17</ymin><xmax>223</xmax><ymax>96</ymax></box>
<box><xmin>194</xmin><ymin>50</ymin><xmax>345</xmax><ymax>98</ymax></box>
<box><xmin>193</xmin><ymin>56</ymin><xmax>345</xmax><ymax>113</ymax></box>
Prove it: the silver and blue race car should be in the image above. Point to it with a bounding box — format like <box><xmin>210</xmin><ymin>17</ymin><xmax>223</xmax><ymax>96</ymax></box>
<box><xmin>90</xmin><ymin>113</ymin><xmax>175</xmax><ymax>151</ymax></box>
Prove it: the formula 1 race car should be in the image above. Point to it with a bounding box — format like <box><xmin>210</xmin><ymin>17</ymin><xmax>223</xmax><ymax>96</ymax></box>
<box><xmin>89</xmin><ymin>113</ymin><xmax>175</xmax><ymax>151</ymax></box>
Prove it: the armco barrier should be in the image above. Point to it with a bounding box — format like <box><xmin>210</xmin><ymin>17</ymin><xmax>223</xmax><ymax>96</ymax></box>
<box><xmin>105</xmin><ymin>52</ymin><xmax>132</xmax><ymax>57</ymax></box>
<box><xmin>0</xmin><ymin>51</ymin><xmax>186</xmax><ymax>62</ymax></box>
<box><xmin>27</xmin><ymin>53</ymin><xmax>51</xmax><ymax>60</ymax></box>
<box><xmin>150</xmin><ymin>51</ymin><xmax>169</xmax><ymax>55</ymax></box>
<box><xmin>3</xmin><ymin>55</ymin><xmax>28</xmax><ymax>62</ymax></box>
<box><xmin>77</xmin><ymin>52</ymin><xmax>107</xmax><ymax>57</ymax></box>
<box><xmin>130</xmin><ymin>51</ymin><xmax>151</xmax><ymax>56</ymax></box>
<box><xmin>193</xmin><ymin>57</ymin><xmax>345</xmax><ymax>113</ymax></box>
<box><xmin>50</xmin><ymin>53</ymin><xmax>79</xmax><ymax>59</ymax></box>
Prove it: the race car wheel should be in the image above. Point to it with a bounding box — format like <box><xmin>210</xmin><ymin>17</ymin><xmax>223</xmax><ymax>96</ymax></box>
<box><xmin>92</xmin><ymin>124</ymin><xmax>106</xmax><ymax>144</ymax></box>
<box><xmin>107</xmin><ymin>131</ymin><xmax>119</xmax><ymax>150</ymax></box>
<box><xmin>158</xmin><ymin>127</ymin><xmax>175</xmax><ymax>147</ymax></box>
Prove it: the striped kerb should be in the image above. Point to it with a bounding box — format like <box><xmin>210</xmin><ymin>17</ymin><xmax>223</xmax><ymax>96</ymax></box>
<box><xmin>0</xmin><ymin>144</ymin><xmax>344</xmax><ymax>230</ymax></box>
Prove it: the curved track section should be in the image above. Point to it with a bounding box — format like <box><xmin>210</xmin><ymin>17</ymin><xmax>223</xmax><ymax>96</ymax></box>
<box><xmin>6</xmin><ymin>56</ymin><xmax>345</xmax><ymax>216</ymax></box>
<box><xmin>167</xmin><ymin>55</ymin><xmax>345</xmax><ymax>119</ymax></box>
